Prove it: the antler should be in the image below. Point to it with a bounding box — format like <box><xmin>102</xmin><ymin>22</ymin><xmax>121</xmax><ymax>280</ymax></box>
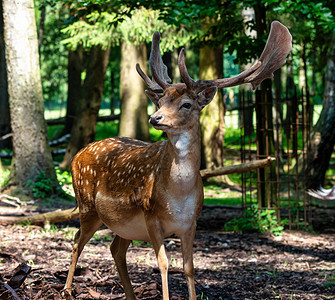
<box><xmin>138</xmin><ymin>21</ymin><xmax>292</xmax><ymax>94</ymax></box>
<box><xmin>179</xmin><ymin>21</ymin><xmax>292</xmax><ymax>92</ymax></box>
<box><xmin>136</xmin><ymin>31</ymin><xmax>172</xmax><ymax>93</ymax></box>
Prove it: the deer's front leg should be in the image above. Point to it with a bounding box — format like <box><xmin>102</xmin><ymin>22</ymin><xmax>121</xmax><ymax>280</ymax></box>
<box><xmin>180</xmin><ymin>222</ymin><xmax>197</xmax><ymax>300</ymax></box>
<box><xmin>145</xmin><ymin>216</ymin><xmax>169</xmax><ymax>300</ymax></box>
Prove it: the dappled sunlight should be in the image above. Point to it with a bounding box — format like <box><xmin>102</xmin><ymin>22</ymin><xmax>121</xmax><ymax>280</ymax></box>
<box><xmin>1</xmin><ymin>225</ymin><xmax>334</xmax><ymax>299</ymax></box>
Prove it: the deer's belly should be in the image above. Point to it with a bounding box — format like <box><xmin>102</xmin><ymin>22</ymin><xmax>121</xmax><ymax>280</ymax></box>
<box><xmin>95</xmin><ymin>192</ymin><xmax>151</xmax><ymax>241</ymax></box>
<box><xmin>108</xmin><ymin>212</ymin><xmax>151</xmax><ymax>242</ymax></box>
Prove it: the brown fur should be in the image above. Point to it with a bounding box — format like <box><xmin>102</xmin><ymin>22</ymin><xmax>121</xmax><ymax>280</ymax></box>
<box><xmin>72</xmin><ymin>137</ymin><xmax>164</xmax><ymax>213</ymax></box>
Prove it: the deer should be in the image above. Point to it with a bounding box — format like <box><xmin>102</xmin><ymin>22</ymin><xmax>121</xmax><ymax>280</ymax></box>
<box><xmin>308</xmin><ymin>186</ymin><xmax>335</xmax><ymax>200</ymax></box>
<box><xmin>63</xmin><ymin>21</ymin><xmax>292</xmax><ymax>299</ymax></box>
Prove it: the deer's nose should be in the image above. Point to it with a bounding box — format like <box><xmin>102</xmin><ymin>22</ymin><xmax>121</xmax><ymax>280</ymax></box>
<box><xmin>149</xmin><ymin>115</ymin><xmax>164</xmax><ymax>125</ymax></box>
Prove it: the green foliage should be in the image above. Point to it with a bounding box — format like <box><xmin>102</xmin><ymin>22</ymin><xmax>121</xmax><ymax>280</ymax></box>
<box><xmin>41</xmin><ymin>224</ymin><xmax>59</xmax><ymax>233</ymax></box>
<box><xmin>26</xmin><ymin>171</ymin><xmax>58</xmax><ymax>199</ymax></box>
<box><xmin>38</xmin><ymin>1</ymin><xmax>68</xmax><ymax>104</ymax></box>
<box><xmin>224</xmin><ymin>205</ymin><xmax>284</xmax><ymax>236</ymax></box>
<box><xmin>61</xmin><ymin>11</ymin><xmax>120</xmax><ymax>50</ymax></box>
<box><xmin>95</xmin><ymin>120</ymin><xmax>119</xmax><ymax>141</ymax></box>
<box><xmin>56</xmin><ymin>168</ymin><xmax>72</xmax><ymax>185</ymax></box>
<box><xmin>0</xmin><ymin>168</ymin><xmax>10</xmax><ymax>188</ymax></box>
<box><xmin>61</xmin><ymin>6</ymin><xmax>198</xmax><ymax>52</ymax></box>
<box><xmin>92</xmin><ymin>231</ymin><xmax>113</xmax><ymax>243</ymax></box>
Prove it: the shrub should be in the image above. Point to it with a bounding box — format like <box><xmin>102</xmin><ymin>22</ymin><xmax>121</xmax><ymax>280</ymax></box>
<box><xmin>224</xmin><ymin>205</ymin><xmax>284</xmax><ymax>236</ymax></box>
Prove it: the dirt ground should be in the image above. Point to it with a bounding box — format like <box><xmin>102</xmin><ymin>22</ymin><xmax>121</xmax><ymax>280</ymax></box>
<box><xmin>0</xmin><ymin>221</ymin><xmax>335</xmax><ymax>300</ymax></box>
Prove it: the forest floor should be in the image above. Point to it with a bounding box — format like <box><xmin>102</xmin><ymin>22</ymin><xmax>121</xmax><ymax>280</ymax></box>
<box><xmin>0</xmin><ymin>222</ymin><xmax>335</xmax><ymax>300</ymax></box>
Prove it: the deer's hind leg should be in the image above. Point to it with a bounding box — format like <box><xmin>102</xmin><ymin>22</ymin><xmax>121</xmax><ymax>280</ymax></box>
<box><xmin>64</xmin><ymin>211</ymin><xmax>103</xmax><ymax>293</ymax></box>
<box><xmin>110</xmin><ymin>235</ymin><xmax>135</xmax><ymax>300</ymax></box>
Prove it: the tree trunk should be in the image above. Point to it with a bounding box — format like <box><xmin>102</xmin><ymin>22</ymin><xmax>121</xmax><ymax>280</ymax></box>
<box><xmin>37</xmin><ymin>4</ymin><xmax>46</xmax><ymax>55</ymax></box>
<box><xmin>284</xmin><ymin>58</ymin><xmax>295</xmax><ymax>138</ymax></box>
<box><xmin>0</xmin><ymin>0</ymin><xmax>10</xmax><ymax>150</ymax></box>
<box><xmin>254</xmin><ymin>3</ymin><xmax>277</xmax><ymax>208</ymax></box>
<box><xmin>199</xmin><ymin>45</ymin><xmax>225</xmax><ymax>170</ymax></box>
<box><xmin>306</xmin><ymin>35</ymin><xmax>335</xmax><ymax>189</ymax></box>
<box><xmin>60</xmin><ymin>46</ymin><xmax>83</xmax><ymax>137</ymax></box>
<box><xmin>118</xmin><ymin>42</ymin><xmax>150</xmax><ymax>141</ymax></box>
<box><xmin>3</xmin><ymin>0</ymin><xmax>57</xmax><ymax>190</ymax></box>
<box><xmin>60</xmin><ymin>46</ymin><xmax>110</xmax><ymax>170</ymax></box>
<box><xmin>239</xmin><ymin>6</ymin><xmax>256</xmax><ymax>136</ymax></box>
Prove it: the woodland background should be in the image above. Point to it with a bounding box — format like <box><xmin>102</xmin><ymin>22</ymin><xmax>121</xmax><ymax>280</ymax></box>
<box><xmin>1</xmin><ymin>1</ymin><xmax>335</xmax><ymax>299</ymax></box>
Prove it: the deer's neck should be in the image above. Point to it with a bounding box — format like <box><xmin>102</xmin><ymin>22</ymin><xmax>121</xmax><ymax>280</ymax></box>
<box><xmin>161</xmin><ymin>128</ymin><xmax>201</xmax><ymax>191</ymax></box>
<box><xmin>168</xmin><ymin>131</ymin><xmax>200</xmax><ymax>163</ymax></box>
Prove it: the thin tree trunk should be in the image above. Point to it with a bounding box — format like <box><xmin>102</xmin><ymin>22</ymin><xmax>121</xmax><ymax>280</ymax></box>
<box><xmin>60</xmin><ymin>46</ymin><xmax>110</xmax><ymax>170</ymax></box>
<box><xmin>239</xmin><ymin>6</ymin><xmax>255</xmax><ymax>136</ymax></box>
<box><xmin>306</xmin><ymin>34</ymin><xmax>335</xmax><ymax>189</ymax></box>
<box><xmin>3</xmin><ymin>0</ymin><xmax>57</xmax><ymax>189</ymax></box>
<box><xmin>199</xmin><ymin>45</ymin><xmax>225</xmax><ymax>170</ymax></box>
<box><xmin>37</xmin><ymin>4</ymin><xmax>46</xmax><ymax>55</ymax></box>
<box><xmin>118</xmin><ymin>42</ymin><xmax>150</xmax><ymax>141</ymax></box>
<box><xmin>61</xmin><ymin>46</ymin><xmax>83</xmax><ymax>136</ymax></box>
<box><xmin>284</xmin><ymin>59</ymin><xmax>295</xmax><ymax>138</ymax></box>
<box><xmin>254</xmin><ymin>3</ymin><xmax>277</xmax><ymax>208</ymax></box>
<box><xmin>0</xmin><ymin>0</ymin><xmax>10</xmax><ymax>149</ymax></box>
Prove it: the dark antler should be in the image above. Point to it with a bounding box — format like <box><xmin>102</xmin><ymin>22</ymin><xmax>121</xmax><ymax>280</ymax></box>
<box><xmin>178</xmin><ymin>48</ymin><xmax>196</xmax><ymax>91</ymax></box>
<box><xmin>178</xmin><ymin>21</ymin><xmax>292</xmax><ymax>92</ymax></box>
<box><xmin>136</xmin><ymin>31</ymin><xmax>171</xmax><ymax>92</ymax></box>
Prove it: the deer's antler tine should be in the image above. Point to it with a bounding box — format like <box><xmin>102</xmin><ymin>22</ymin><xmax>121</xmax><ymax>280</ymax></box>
<box><xmin>244</xmin><ymin>21</ymin><xmax>292</xmax><ymax>89</ymax></box>
<box><xmin>196</xmin><ymin>21</ymin><xmax>292</xmax><ymax>91</ymax></box>
<box><xmin>136</xmin><ymin>63</ymin><xmax>163</xmax><ymax>93</ymax></box>
<box><xmin>178</xmin><ymin>48</ymin><xmax>196</xmax><ymax>90</ymax></box>
<box><xmin>149</xmin><ymin>31</ymin><xmax>172</xmax><ymax>89</ymax></box>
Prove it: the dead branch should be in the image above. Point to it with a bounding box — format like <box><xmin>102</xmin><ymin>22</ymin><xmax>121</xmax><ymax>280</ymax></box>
<box><xmin>0</xmin><ymin>194</ymin><xmax>23</xmax><ymax>208</ymax></box>
<box><xmin>46</xmin><ymin>114</ymin><xmax>120</xmax><ymax>126</ymax></box>
<box><xmin>0</xmin><ymin>279</ymin><xmax>22</xmax><ymax>300</ymax></box>
<box><xmin>200</xmin><ymin>157</ymin><xmax>275</xmax><ymax>179</ymax></box>
<box><xmin>0</xmin><ymin>133</ymin><xmax>12</xmax><ymax>141</ymax></box>
<box><xmin>0</xmin><ymin>207</ymin><xmax>79</xmax><ymax>226</ymax></box>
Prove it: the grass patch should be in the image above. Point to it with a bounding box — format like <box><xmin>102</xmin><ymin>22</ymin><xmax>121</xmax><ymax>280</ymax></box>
<box><xmin>204</xmin><ymin>197</ymin><xmax>242</xmax><ymax>206</ymax></box>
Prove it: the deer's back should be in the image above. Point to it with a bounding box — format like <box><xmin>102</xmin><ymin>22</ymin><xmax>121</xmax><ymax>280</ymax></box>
<box><xmin>71</xmin><ymin>137</ymin><xmax>165</xmax><ymax>216</ymax></box>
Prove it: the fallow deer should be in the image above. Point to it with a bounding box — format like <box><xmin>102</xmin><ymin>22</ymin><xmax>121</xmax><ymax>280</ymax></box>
<box><xmin>64</xmin><ymin>21</ymin><xmax>292</xmax><ymax>299</ymax></box>
<box><xmin>308</xmin><ymin>186</ymin><xmax>335</xmax><ymax>200</ymax></box>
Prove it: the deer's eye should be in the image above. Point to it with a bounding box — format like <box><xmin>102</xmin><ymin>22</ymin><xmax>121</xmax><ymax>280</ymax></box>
<box><xmin>181</xmin><ymin>103</ymin><xmax>192</xmax><ymax>109</ymax></box>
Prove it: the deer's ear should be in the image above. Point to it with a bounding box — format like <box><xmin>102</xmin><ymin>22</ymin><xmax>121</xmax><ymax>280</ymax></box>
<box><xmin>197</xmin><ymin>86</ymin><xmax>217</xmax><ymax>109</ymax></box>
<box><xmin>145</xmin><ymin>90</ymin><xmax>161</xmax><ymax>106</ymax></box>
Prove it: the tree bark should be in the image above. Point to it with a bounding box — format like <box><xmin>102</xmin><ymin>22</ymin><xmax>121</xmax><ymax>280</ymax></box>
<box><xmin>0</xmin><ymin>0</ymin><xmax>10</xmax><ymax>149</ymax></box>
<box><xmin>118</xmin><ymin>41</ymin><xmax>150</xmax><ymax>141</ymax></box>
<box><xmin>305</xmin><ymin>34</ymin><xmax>335</xmax><ymax>189</ymax></box>
<box><xmin>199</xmin><ymin>45</ymin><xmax>225</xmax><ymax>170</ymax></box>
<box><xmin>3</xmin><ymin>0</ymin><xmax>57</xmax><ymax>189</ymax></box>
<box><xmin>37</xmin><ymin>4</ymin><xmax>46</xmax><ymax>55</ymax></box>
<box><xmin>60</xmin><ymin>46</ymin><xmax>83</xmax><ymax>137</ymax></box>
<box><xmin>60</xmin><ymin>46</ymin><xmax>110</xmax><ymax>170</ymax></box>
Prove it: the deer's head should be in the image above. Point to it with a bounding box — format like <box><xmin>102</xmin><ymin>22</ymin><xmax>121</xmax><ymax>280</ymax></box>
<box><xmin>137</xmin><ymin>21</ymin><xmax>292</xmax><ymax>135</ymax></box>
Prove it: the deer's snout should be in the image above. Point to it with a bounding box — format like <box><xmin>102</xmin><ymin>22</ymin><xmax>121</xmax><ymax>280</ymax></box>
<box><xmin>149</xmin><ymin>115</ymin><xmax>164</xmax><ymax>126</ymax></box>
